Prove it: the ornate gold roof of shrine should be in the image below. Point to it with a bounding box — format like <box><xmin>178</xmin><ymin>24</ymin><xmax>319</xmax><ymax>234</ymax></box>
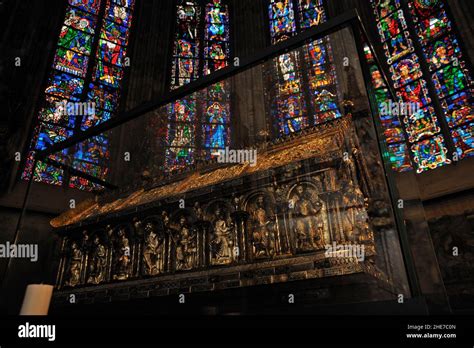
<box><xmin>51</xmin><ymin>118</ymin><xmax>350</xmax><ymax>228</ymax></box>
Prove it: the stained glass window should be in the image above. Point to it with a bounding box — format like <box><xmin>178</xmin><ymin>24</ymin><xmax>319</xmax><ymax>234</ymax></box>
<box><xmin>267</xmin><ymin>0</ymin><xmax>342</xmax><ymax>136</ymax></box>
<box><xmin>297</xmin><ymin>0</ymin><xmax>326</xmax><ymax>29</ymax></box>
<box><xmin>166</xmin><ymin>0</ymin><xmax>231</xmax><ymax>173</ymax></box>
<box><xmin>165</xmin><ymin>97</ymin><xmax>197</xmax><ymax>172</ymax></box>
<box><xmin>407</xmin><ymin>0</ymin><xmax>474</xmax><ymax>162</ymax></box>
<box><xmin>22</xmin><ymin>0</ymin><xmax>136</xmax><ymax>190</ymax></box>
<box><xmin>204</xmin><ymin>0</ymin><xmax>230</xmax><ymax>75</ymax></box>
<box><xmin>364</xmin><ymin>44</ymin><xmax>412</xmax><ymax>172</ymax></box>
<box><xmin>201</xmin><ymin>81</ymin><xmax>231</xmax><ymax>158</ymax></box>
<box><xmin>369</xmin><ymin>0</ymin><xmax>474</xmax><ymax>173</ymax></box>
<box><xmin>269</xmin><ymin>0</ymin><xmax>296</xmax><ymax>44</ymax></box>
<box><xmin>270</xmin><ymin>51</ymin><xmax>308</xmax><ymax>136</ymax></box>
<box><xmin>171</xmin><ymin>0</ymin><xmax>201</xmax><ymax>89</ymax></box>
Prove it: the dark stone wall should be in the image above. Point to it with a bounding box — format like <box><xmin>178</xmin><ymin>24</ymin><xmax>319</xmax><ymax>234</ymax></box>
<box><xmin>0</xmin><ymin>0</ymin><xmax>66</xmax><ymax>192</ymax></box>
<box><xmin>0</xmin><ymin>209</ymin><xmax>58</xmax><ymax>314</ymax></box>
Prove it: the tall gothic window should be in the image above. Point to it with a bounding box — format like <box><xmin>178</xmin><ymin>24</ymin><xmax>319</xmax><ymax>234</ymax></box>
<box><xmin>165</xmin><ymin>0</ymin><xmax>231</xmax><ymax>173</ymax></box>
<box><xmin>267</xmin><ymin>0</ymin><xmax>342</xmax><ymax>137</ymax></box>
<box><xmin>364</xmin><ymin>44</ymin><xmax>413</xmax><ymax>171</ymax></box>
<box><xmin>22</xmin><ymin>0</ymin><xmax>136</xmax><ymax>190</ymax></box>
<box><xmin>370</xmin><ymin>0</ymin><xmax>473</xmax><ymax>173</ymax></box>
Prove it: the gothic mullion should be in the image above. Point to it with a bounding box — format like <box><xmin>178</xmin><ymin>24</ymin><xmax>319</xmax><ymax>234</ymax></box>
<box><xmin>292</xmin><ymin>0</ymin><xmax>317</xmax><ymax>126</ymax></box>
<box><xmin>195</xmin><ymin>93</ymin><xmax>204</xmax><ymax>166</ymax></box>
<box><xmin>298</xmin><ymin>46</ymin><xmax>317</xmax><ymax>127</ymax></box>
<box><xmin>197</xmin><ymin>0</ymin><xmax>207</xmax><ymax>79</ymax></box>
<box><xmin>76</xmin><ymin>0</ymin><xmax>108</xmax><ymax>126</ymax></box>
<box><xmin>399</xmin><ymin>0</ymin><xmax>456</xmax><ymax>161</ymax></box>
<box><xmin>226</xmin><ymin>0</ymin><xmax>234</xmax><ymax>67</ymax></box>
<box><xmin>292</xmin><ymin>0</ymin><xmax>302</xmax><ymax>34</ymax></box>
<box><xmin>195</xmin><ymin>0</ymin><xmax>207</xmax><ymax>166</ymax></box>
<box><xmin>435</xmin><ymin>2</ymin><xmax>474</xmax><ymax>85</ymax></box>
<box><xmin>361</xmin><ymin>36</ymin><xmax>417</xmax><ymax>171</ymax></box>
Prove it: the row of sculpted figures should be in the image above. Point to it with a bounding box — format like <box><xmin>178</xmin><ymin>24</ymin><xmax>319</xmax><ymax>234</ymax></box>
<box><xmin>56</xmin><ymin>159</ymin><xmax>376</xmax><ymax>288</ymax></box>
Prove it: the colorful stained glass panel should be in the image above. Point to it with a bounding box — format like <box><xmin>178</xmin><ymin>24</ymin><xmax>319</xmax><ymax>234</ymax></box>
<box><xmin>411</xmin><ymin>135</ymin><xmax>450</xmax><ymax>173</ymax></box>
<box><xmin>370</xmin><ymin>65</ymin><xmax>387</xmax><ymax>89</ymax></box>
<box><xmin>166</xmin><ymin>147</ymin><xmax>195</xmax><ymax>171</ymax></box>
<box><xmin>45</xmin><ymin>72</ymin><xmax>84</xmax><ymax>101</ymax></box>
<box><xmin>297</xmin><ymin>0</ymin><xmax>326</xmax><ymax>29</ymax></box>
<box><xmin>58</xmin><ymin>26</ymin><xmax>93</xmax><ymax>55</ymax></box>
<box><xmin>87</xmin><ymin>83</ymin><xmax>120</xmax><ymax>111</ymax></box>
<box><xmin>101</xmin><ymin>20</ymin><xmax>129</xmax><ymax>45</ymax></box>
<box><xmin>432</xmin><ymin>64</ymin><xmax>468</xmax><ymax>98</ymax></box>
<box><xmin>442</xmin><ymin>90</ymin><xmax>474</xmax><ymax>128</ymax></box>
<box><xmin>81</xmin><ymin>109</ymin><xmax>112</xmax><ymax>130</ymax></box>
<box><xmin>275</xmin><ymin>94</ymin><xmax>307</xmax><ymax>135</ymax></box>
<box><xmin>387</xmin><ymin>142</ymin><xmax>412</xmax><ymax>171</ymax></box>
<box><xmin>203</xmin><ymin>101</ymin><xmax>230</xmax><ymax>124</ymax></box>
<box><xmin>396</xmin><ymin>79</ymin><xmax>430</xmax><ymax>106</ymax></box>
<box><xmin>451</xmin><ymin>123</ymin><xmax>474</xmax><ymax>159</ymax></box>
<box><xmin>403</xmin><ymin>106</ymin><xmax>440</xmax><ymax>142</ymax></box>
<box><xmin>390</xmin><ymin>54</ymin><xmax>422</xmax><ymax>88</ymax></box>
<box><xmin>415</xmin><ymin>9</ymin><xmax>451</xmax><ymax>44</ymax></box>
<box><xmin>106</xmin><ymin>2</ymin><xmax>132</xmax><ymax>27</ymax></box>
<box><xmin>269</xmin><ymin>0</ymin><xmax>296</xmax><ymax>43</ymax></box>
<box><xmin>94</xmin><ymin>60</ymin><xmax>124</xmax><ymax>88</ymax></box>
<box><xmin>53</xmin><ymin>47</ymin><xmax>89</xmax><ymax>77</ymax></box>
<box><xmin>176</xmin><ymin>2</ymin><xmax>200</xmax><ymax>41</ymax></box>
<box><xmin>64</xmin><ymin>7</ymin><xmax>98</xmax><ymax>34</ymax></box>
<box><xmin>34</xmin><ymin>124</ymin><xmax>73</xmax><ymax>151</ymax></box>
<box><xmin>423</xmin><ymin>35</ymin><xmax>461</xmax><ymax>71</ymax></box>
<box><xmin>167</xmin><ymin>123</ymin><xmax>195</xmax><ymax>147</ymax></box>
<box><xmin>69</xmin><ymin>0</ymin><xmax>101</xmax><ymax>15</ymax></box>
<box><xmin>112</xmin><ymin>0</ymin><xmax>134</xmax><ymax>9</ymax></box>
<box><xmin>74</xmin><ymin>136</ymin><xmax>109</xmax><ymax>164</ymax></box>
<box><xmin>168</xmin><ymin>99</ymin><xmax>196</xmax><ymax>123</ymax></box>
<box><xmin>98</xmin><ymin>38</ymin><xmax>126</xmax><ymax>67</ymax></box>
<box><xmin>39</xmin><ymin>96</ymin><xmax>77</xmax><ymax>128</ymax></box>
<box><xmin>410</xmin><ymin>0</ymin><xmax>443</xmax><ymax>18</ymax></box>
<box><xmin>33</xmin><ymin>160</ymin><xmax>64</xmax><ymax>186</ymax></box>
<box><xmin>377</xmin><ymin>10</ymin><xmax>407</xmax><ymax>42</ymax></box>
<box><xmin>383</xmin><ymin>31</ymin><xmax>414</xmax><ymax>64</ymax></box>
<box><xmin>373</xmin><ymin>0</ymin><xmax>401</xmax><ymax>20</ymax></box>
<box><xmin>202</xmin><ymin>124</ymin><xmax>229</xmax><ymax>149</ymax></box>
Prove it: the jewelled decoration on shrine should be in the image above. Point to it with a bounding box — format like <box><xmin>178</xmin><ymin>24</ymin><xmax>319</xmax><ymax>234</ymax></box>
<box><xmin>23</xmin><ymin>0</ymin><xmax>136</xmax><ymax>190</ymax></box>
<box><xmin>268</xmin><ymin>0</ymin><xmax>342</xmax><ymax>137</ymax></box>
<box><xmin>370</xmin><ymin>0</ymin><xmax>473</xmax><ymax>173</ymax></box>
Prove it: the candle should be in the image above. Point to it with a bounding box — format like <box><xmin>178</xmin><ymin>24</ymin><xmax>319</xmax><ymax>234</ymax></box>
<box><xmin>19</xmin><ymin>284</ymin><xmax>54</xmax><ymax>315</ymax></box>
